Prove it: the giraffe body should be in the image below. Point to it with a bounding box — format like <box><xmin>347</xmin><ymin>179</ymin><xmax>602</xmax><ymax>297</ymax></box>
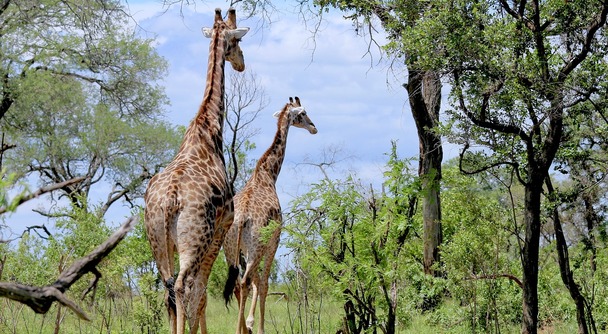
<box><xmin>144</xmin><ymin>8</ymin><xmax>248</xmax><ymax>334</ymax></box>
<box><xmin>223</xmin><ymin>97</ymin><xmax>318</xmax><ymax>334</ymax></box>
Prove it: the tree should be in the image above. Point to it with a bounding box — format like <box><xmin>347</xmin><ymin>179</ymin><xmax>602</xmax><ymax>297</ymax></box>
<box><xmin>546</xmin><ymin>74</ymin><xmax>608</xmax><ymax>332</ymax></box>
<box><xmin>0</xmin><ymin>0</ymin><xmax>180</xmax><ymax>327</ymax></box>
<box><xmin>286</xmin><ymin>143</ymin><xmax>419</xmax><ymax>334</ymax></box>
<box><xmin>224</xmin><ymin>69</ymin><xmax>268</xmax><ymax>192</ymax></box>
<box><xmin>0</xmin><ymin>204</ymin><xmax>137</xmax><ymax>322</ymax></box>
<box><xmin>441</xmin><ymin>161</ymin><xmax>522</xmax><ymax>332</ymax></box>
<box><xmin>0</xmin><ymin>0</ymin><xmax>178</xmax><ymax>219</ymax></box>
<box><xmin>435</xmin><ymin>1</ymin><xmax>608</xmax><ymax>332</ymax></box>
<box><xmin>314</xmin><ymin>0</ymin><xmax>445</xmax><ymax>278</ymax></box>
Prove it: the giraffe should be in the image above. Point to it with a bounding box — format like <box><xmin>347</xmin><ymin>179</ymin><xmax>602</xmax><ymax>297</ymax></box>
<box><xmin>223</xmin><ymin>97</ymin><xmax>318</xmax><ymax>334</ymax></box>
<box><xmin>143</xmin><ymin>8</ymin><xmax>248</xmax><ymax>334</ymax></box>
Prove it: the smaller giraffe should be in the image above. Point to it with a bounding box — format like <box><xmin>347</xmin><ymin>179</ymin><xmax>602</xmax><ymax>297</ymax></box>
<box><xmin>223</xmin><ymin>97</ymin><xmax>318</xmax><ymax>334</ymax></box>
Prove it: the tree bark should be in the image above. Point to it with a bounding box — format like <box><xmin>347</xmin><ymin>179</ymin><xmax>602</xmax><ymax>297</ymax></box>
<box><xmin>405</xmin><ymin>69</ymin><xmax>443</xmax><ymax>276</ymax></box>
<box><xmin>546</xmin><ymin>178</ymin><xmax>592</xmax><ymax>334</ymax></box>
<box><xmin>521</xmin><ymin>177</ymin><xmax>542</xmax><ymax>334</ymax></box>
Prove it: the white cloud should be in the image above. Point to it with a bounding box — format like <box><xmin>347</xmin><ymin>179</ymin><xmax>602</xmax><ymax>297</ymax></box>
<box><xmin>134</xmin><ymin>5</ymin><xmax>418</xmax><ymax>169</ymax></box>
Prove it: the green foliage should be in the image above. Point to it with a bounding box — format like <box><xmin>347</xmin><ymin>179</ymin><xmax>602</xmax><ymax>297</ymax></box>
<box><xmin>260</xmin><ymin>219</ymin><xmax>280</xmax><ymax>245</ymax></box>
<box><xmin>0</xmin><ymin>170</ymin><xmax>28</xmax><ymax>214</ymax></box>
<box><xmin>207</xmin><ymin>251</ymin><xmax>229</xmax><ymax>299</ymax></box>
<box><xmin>0</xmin><ymin>0</ymin><xmax>180</xmax><ymax>214</ymax></box>
<box><xmin>133</xmin><ymin>272</ymin><xmax>166</xmax><ymax>334</ymax></box>
<box><xmin>285</xmin><ymin>144</ymin><xmax>422</xmax><ymax>333</ymax></box>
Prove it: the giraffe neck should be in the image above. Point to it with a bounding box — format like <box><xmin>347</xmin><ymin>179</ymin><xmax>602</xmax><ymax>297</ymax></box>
<box><xmin>253</xmin><ymin>109</ymin><xmax>291</xmax><ymax>184</ymax></box>
<box><xmin>178</xmin><ymin>24</ymin><xmax>227</xmax><ymax>159</ymax></box>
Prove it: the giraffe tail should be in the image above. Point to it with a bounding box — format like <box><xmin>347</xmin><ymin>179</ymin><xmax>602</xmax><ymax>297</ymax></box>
<box><xmin>165</xmin><ymin>277</ymin><xmax>176</xmax><ymax>314</ymax></box>
<box><xmin>224</xmin><ymin>216</ymin><xmax>247</xmax><ymax>307</ymax></box>
<box><xmin>223</xmin><ymin>264</ymin><xmax>239</xmax><ymax>306</ymax></box>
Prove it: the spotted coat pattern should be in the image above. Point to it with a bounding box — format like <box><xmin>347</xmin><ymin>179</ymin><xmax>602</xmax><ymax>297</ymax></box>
<box><xmin>143</xmin><ymin>8</ymin><xmax>247</xmax><ymax>334</ymax></box>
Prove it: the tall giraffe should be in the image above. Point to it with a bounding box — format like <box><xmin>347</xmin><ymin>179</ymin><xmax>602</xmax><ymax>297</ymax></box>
<box><xmin>143</xmin><ymin>8</ymin><xmax>248</xmax><ymax>334</ymax></box>
<box><xmin>223</xmin><ymin>97</ymin><xmax>318</xmax><ymax>334</ymax></box>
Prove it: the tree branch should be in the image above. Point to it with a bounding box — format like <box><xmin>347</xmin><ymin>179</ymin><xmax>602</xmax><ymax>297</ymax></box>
<box><xmin>559</xmin><ymin>0</ymin><xmax>608</xmax><ymax>79</ymax></box>
<box><xmin>453</xmin><ymin>70</ymin><xmax>530</xmax><ymax>141</ymax></box>
<box><xmin>0</xmin><ymin>216</ymin><xmax>136</xmax><ymax>320</ymax></box>
<box><xmin>466</xmin><ymin>273</ymin><xmax>524</xmax><ymax>289</ymax></box>
<box><xmin>0</xmin><ymin>176</ymin><xmax>86</xmax><ymax>215</ymax></box>
<box><xmin>458</xmin><ymin>143</ymin><xmax>526</xmax><ymax>185</ymax></box>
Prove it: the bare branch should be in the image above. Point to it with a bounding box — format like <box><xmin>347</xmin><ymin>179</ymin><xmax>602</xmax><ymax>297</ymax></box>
<box><xmin>0</xmin><ymin>176</ymin><xmax>86</xmax><ymax>215</ymax></box>
<box><xmin>458</xmin><ymin>143</ymin><xmax>526</xmax><ymax>185</ymax></box>
<box><xmin>0</xmin><ymin>216</ymin><xmax>136</xmax><ymax>320</ymax></box>
<box><xmin>80</xmin><ymin>267</ymin><xmax>101</xmax><ymax>301</ymax></box>
<box><xmin>0</xmin><ymin>283</ymin><xmax>89</xmax><ymax>320</ymax></box>
<box><xmin>99</xmin><ymin>168</ymin><xmax>151</xmax><ymax>216</ymax></box>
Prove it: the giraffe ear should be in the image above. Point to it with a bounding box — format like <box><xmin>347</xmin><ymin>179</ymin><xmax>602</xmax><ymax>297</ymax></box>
<box><xmin>226</xmin><ymin>27</ymin><xmax>250</xmax><ymax>39</ymax></box>
<box><xmin>290</xmin><ymin>107</ymin><xmax>305</xmax><ymax>114</ymax></box>
<box><xmin>273</xmin><ymin>110</ymin><xmax>281</xmax><ymax>118</ymax></box>
<box><xmin>202</xmin><ymin>27</ymin><xmax>213</xmax><ymax>38</ymax></box>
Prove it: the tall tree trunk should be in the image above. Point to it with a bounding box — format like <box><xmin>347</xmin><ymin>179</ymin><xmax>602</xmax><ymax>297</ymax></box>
<box><xmin>405</xmin><ymin>69</ymin><xmax>443</xmax><ymax>276</ymax></box>
<box><xmin>521</xmin><ymin>176</ymin><xmax>542</xmax><ymax>334</ymax></box>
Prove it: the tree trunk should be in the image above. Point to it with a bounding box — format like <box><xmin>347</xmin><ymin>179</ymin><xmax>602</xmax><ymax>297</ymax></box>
<box><xmin>405</xmin><ymin>69</ymin><xmax>443</xmax><ymax>276</ymax></box>
<box><xmin>554</xmin><ymin>209</ymin><xmax>591</xmax><ymax>334</ymax></box>
<box><xmin>521</xmin><ymin>178</ymin><xmax>542</xmax><ymax>334</ymax></box>
<box><xmin>546</xmin><ymin>178</ymin><xmax>592</xmax><ymax>334</ymax></box>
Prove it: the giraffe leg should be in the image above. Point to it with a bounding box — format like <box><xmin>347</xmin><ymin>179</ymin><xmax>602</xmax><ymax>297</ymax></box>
<box><xmin>198</xmin><ymin>287</ymin><xmax>208</xmax><ymax>334</ymax></box>
<box><xmin>198</xmin><ymin>213</ymin><xmax>232</xmax><ymax>334</ymax></box>
<box><xmin>246</xmin><ymin>273</ymin><xmax>259</xmax><ymax>330</ymax></box>
<box><xmin>236</xmin><ymin>275</ymin><xmax>250</xmax><ymax>334</ymax></box>
<box><xmin>174</xmin><ymin>270</ymin><xmax>201</xmax><ymax>334</ymax></box>
<box><xmin>257</xmin><ymin>235</ymin><xmax>280</xmax><ymax>334</ymax></box>
<box><xmin>236</xmin><ymin>236</ymin><xmax>263</xmax><ymax>334</ymax></box>
<box><xmin>174</xmin><ymin>249</ymin><xmax>209</xmax><ymax>332</ymax></box>
<box><xmin>256</xmin><ymin>269</ymin><xmax>270</xmax><ymax>334</ymax></box>
<box><xmin>237</xmin><ymin>258</ymin><xmax>262</xmax><ymax>334</ymax></box>
<box><xmin>175</xmin><ymin>290</ymin><xmax>186</xmax><ymax>334</ymax></box>
<box><xmin>144</xmin><ymin>209</ymin><xmax>179</xmax><ymax>333</ymax></box>
<box><xmin>164</xmin><ymin>278</ymin><xmax>177</xmax><ymax>333</ymax></box>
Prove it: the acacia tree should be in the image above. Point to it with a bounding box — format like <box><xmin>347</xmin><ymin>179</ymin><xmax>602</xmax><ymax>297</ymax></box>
<box><xmin>0</xmin><ymin>0</ymin><xmax>179</xmax><ymax>218</ymax></box>
<box><xmin>429</xmin><ymin>1</ymin><xmax>608</xmax><ymax>332</ymax></box>
<box><xmin>547</xmin><ymin>70</ymin><xmax>608</xmax><ymax>332</ymax></box>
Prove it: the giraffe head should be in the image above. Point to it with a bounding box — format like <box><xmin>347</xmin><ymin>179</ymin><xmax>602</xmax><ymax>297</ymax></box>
<box><xmin>274</xmin><ymin>96</ymin><xmax>318</xmax><ymax>134</ymax></box>
<box><xmin>202</xmin><ymin>8</ymin><xmax>249</xmax><ymax>72</ymax></box>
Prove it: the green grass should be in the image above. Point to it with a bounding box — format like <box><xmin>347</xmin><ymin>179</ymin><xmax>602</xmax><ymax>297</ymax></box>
<box><xmin>0</xmin><ymin>292</ymin><xmax>342</xmax><ymax>334</ymax></box>
<box><xmin>0</xmin><ymin>293</ymin><xmax>580</xmax><ymax>334</ymax></box>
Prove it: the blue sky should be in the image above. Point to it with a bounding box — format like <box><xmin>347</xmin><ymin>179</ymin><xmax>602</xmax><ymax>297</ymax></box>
<box><xmin>126</xmin><ymin>1</ymin><xmax>425</xmax><ymax>197</ymax></box>
<box><xmin>6</xmin><ymin>1</ymin><xmax>461</xmax><ymax>242</ymax></box>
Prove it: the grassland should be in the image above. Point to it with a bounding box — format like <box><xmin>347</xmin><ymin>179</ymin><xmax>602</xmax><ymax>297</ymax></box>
<box><xmin>0</xmin><ymin>292</ymin><xmax>578</xmax><ymax>334</ymax></box>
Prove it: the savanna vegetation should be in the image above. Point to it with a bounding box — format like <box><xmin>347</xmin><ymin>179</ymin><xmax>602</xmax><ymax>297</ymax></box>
<box><xmin>1</xmin><ymin>0</ymin><xmax>608</xmax><ymax>334</ymax></box>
